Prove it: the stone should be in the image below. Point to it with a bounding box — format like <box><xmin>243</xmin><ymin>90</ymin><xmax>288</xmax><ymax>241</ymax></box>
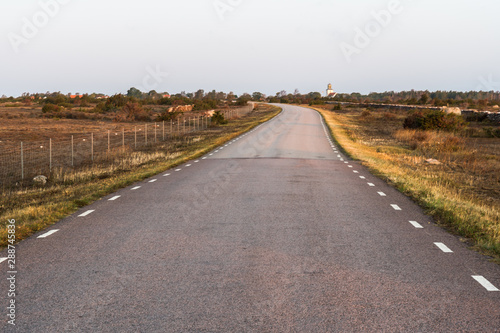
<box><xmin>425</xmin><ymin>159</ymin><xmax>441</xmax><ymax>165</ymax></box>
<box><xmin>33</xmin><ymin>175</ymin><xmax>48</xmax><ymax>185</ymax></box>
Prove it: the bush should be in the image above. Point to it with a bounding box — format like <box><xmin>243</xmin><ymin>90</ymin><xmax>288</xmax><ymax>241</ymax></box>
<box><xmin>403</xmin><ymin>109</ymin><xmax>466</xmax><ymax>132</ymax></box>
<box><xmin>42</xmin><ymin>103</ymin><xmax>61</xmax><ymax>113</ymax></box>
<box><xmin>309</xmin><ymin>99</ymin><xmax>325</xmax><ymax>106</ymax></box>
<box><xmin>156</xmin><ymin>109</ymin><xmax>181</xmax><ymax>121</ymax></box>
<box><xmin>193</xmin><ymin>100</ymin><xmax>218</xmax><ymax>111</ymax></box>
<box><xmin>114</xmin><ymin>102</ymin><xmax>151</xmax><ymax>122</ymax></box>
<box><xmin>360</xmin><ymin>110</ymin><xmax>371</xmax><ymax>118</ymax></box>
<box><xmin>211</xmin><ymin>111</ymin><xmax>227</xmax><ymax>125</ymax></box>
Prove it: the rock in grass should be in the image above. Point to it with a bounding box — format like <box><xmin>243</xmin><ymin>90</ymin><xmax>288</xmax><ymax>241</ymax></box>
<box><xmin>33</xmin><ymin>175</ymin><xmax>48</xmax><ymax>185</ymax></box>
<box><xmin>425</xmin><ymin>159</ymin><xmax>441</xmax><ymax>165</ymax></box>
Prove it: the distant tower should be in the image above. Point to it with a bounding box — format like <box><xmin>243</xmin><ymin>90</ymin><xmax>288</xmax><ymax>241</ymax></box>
<box><xmin>326</xmin><ymin>83</ymin><xmax>337</xmax><ymax>98</ymax></box>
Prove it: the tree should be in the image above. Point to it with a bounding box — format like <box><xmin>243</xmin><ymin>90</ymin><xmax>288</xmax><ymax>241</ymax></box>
<box><xmin>419</xmin><ymin>93</ymin><xmax>430</xmax><ymax>105</ymax></box>
<box><xmin>252</xmin><ymin>92</ymin><xmax>264</xmax><ymax>101</ymax></box>
<box><xmin>194</xmin><ymin>89</ymin><xmax>205</xmax><ymax>100</ymax></box>
<box><xmin>127</xmin><ymin>87</ymin><xmax>142</xmax><ymax>99</ymax></box>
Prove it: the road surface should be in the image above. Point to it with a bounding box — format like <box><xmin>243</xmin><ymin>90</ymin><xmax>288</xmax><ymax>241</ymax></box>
<box><xmin>1</xmin><ymin>104</ymin><xmax>499</xmax><ymax>332</ymax></box>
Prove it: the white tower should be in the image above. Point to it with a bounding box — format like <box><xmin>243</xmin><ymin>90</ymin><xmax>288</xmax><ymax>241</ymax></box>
<box><xmin>326</xmin><ymin>83</ymin><xmax>337</xmax><ymax>98</ymax></box>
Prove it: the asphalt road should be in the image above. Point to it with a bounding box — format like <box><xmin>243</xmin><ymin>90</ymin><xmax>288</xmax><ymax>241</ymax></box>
<box><xmin>1</xmin><ymin>104</ymin><xmax>499</xmax><ymax>332</ymax></box>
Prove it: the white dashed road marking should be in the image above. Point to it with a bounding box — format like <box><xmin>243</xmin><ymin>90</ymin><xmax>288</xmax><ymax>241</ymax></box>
<box><xmin>37</xmin><ymin>230</ymin><xmax>60</xmax><ymax>238</ymax></box>
<box><xmin>409</xmin><ymin>221</ymin><xmax>424</xmax><ymax>229</ymax></box>
<box><xmin>434</xmin><ymin>242</ymin><xmax>453</xmax><ymax>253</ymax></box>
<box><xmin>131</xmin><ymin>186</ymin><xmax>141</xmax><ymax>190</ymax></box>
<box><xmin>472</xmin><ymin>276</ymin><xmax>499</xmax><ymax>291</ymax></box>
<box><xmin>391</xmin><ymin>204</ymin><xmax>401</xmax><ymax>210</ymax></box>
<box><xmin>78</xmin><ymin>210</ymin><xmax>95</xmax><ymax>217</ymax></box>
<box><xmin>108</xmin><ymin>196</ymin><xmax>121</xmax><ymax>201</ymax></box>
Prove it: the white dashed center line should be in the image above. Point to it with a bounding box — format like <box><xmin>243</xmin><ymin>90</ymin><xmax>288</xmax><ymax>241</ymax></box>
<box><xmin>409</xmin><ymin>221</ymin><xmax>424</xmax><ymax>228</ymax></box>
<box><xmin>391</xmin><ymin>204</ymin><xmax>401</xmax><ymax>210</ymax></box>
<box><xmin>472</xmin><ymin>276</ymin><xmax>499</xmax><ymax>291</ymax></box>
<box><xmin>149</xmin><ymin>179</ymin><xmax>157</xmax><ymax>183</ymax></box>
<box><xmin>108</xmin><ymin>196</ymin><xmax>121</xmax><ymax>201</ymax></box>
<box><xmin>377</xmin><ymin>192</ymin><xmax>386</xmax><ymax>197</ymax></box>
<box><xmin>131</xmin><ymin>186</ymin><xmax>141</xmax><ymax>190</ymax></box>
<box><xmin>37</xmin><ymin>230</ymin><xmax>60</xmax><ymax>238</ymax></box>
<box><xmin>0</xmin><ymin>258</ymin><xmax>7</xmax><ymax>263</ymax></box>
<box><xmin>78</xmin><ymin>210</ymin><xmax>95</xmax><ymax>217</ymax></box>
<box><xmin>434</xmin><ymin>242</ymin><xmax>453</xmax><ymax>253</ymax></box>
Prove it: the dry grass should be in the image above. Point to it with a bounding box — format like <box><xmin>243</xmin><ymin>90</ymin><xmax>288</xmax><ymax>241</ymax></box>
<box><xmin>0</xmin><ymin>104</ymin><xmax>281</xmax><ymax>248</ymax></box>
<box><xmin>312</xmin><ymin>106</ymin><xmax>500</xmax><ymax>261</ymax></box>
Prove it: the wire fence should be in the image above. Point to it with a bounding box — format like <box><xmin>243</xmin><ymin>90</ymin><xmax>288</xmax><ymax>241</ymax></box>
<box><xmin>0</xmin><ymin>105</ymin><xmax>254</xmax><ymax>187</ymax></box>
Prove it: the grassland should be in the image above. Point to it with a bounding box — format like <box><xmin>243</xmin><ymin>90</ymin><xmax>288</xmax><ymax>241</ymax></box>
<box><xmin>0</xmin><ymin>104</ymin><xmax>281</xmax><ymax>248</ymax></box>
<box><xmin>312</xmin><ymin>105</ymin><xmax>500</xmax><ymax>262</ymax></box>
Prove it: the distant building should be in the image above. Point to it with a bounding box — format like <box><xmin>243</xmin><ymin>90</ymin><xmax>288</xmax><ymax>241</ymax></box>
<box><xmin>326</xmin><ymin>83</ymin><xmax>337</xmax><ymax>98</ymax></box>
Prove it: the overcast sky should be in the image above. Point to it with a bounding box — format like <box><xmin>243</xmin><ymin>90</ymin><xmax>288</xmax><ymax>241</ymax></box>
<box><xmin>1</xmin><ymin>0</ymin><xmax>499</xmax><ymax>97</ymax></box>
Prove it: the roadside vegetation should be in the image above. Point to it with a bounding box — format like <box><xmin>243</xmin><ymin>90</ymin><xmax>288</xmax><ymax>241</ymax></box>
<box><xmin>0</xmin><ymin>104</ymin><xmax>281</xmax><ymax>248</ymax></box>
<box><xmin>312</xmin><ymin>105</ymin><xmax>500</xmax><ymax>262</ymax></box>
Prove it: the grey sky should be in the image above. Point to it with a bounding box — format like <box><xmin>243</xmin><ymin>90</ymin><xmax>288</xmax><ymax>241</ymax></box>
<box><xmin>1</xmin><ymin>0</ymin><xmax>499</xmax><ymax>97</ymax></box>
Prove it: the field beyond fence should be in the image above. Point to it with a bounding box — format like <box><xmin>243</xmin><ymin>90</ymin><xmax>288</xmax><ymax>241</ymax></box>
<box><xmin>0</xmin><ymin>106</ymin><xmax>254</xmax><ymax>188</ymax></box>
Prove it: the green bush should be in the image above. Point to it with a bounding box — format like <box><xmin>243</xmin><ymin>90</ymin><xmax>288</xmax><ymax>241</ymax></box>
<box><xmin>211</xmin><ymin>111</ymin><xmax>227</xmax><ymax>125</ymax></box>
<box><xmin>403</xmin><ymin>109</ymin><xmax>466</xmax><ymax>131</ymax></box>
<box><xmin>42</xmin><ymin>103</ymin><xmax>61</xmax><ymax>113</ymax></box>
<box><xmin>309</xmin><ymin>99</ymin><xmax>325</xmax><ymax>106</ymax></box>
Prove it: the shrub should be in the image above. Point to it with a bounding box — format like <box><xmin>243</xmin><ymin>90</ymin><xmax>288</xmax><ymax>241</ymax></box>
<box><xmin>403</xmin><ymin>109</ymin><xmax>466</xmax><ymax>131</ymax></box>
<box><xmin>360</xmin><ymin>110</ymin><xmax>371</xmax><ymax>118</ymax></box>
<box><xmin>156</xmin><ymin>109</ymin><xmax>181</xmax><ymax>121</ymax></box>
<box><xmin>211</xmin><ymin>110</ymin><xmax>227</xmax><ymax>125</ymax></box>
<box><xmin>309</xmin><ymin>99</ymin><xmax>325</xmax><ymax>106</ymax></box>
<box><xmin>114</xmin><ymin>102</ymin><xmax>151</xmax><ymax>122</ymax></box>
<box><xmin>42</xmin><ymin>103</ymin><xmax>61</xmax><ymax>113</ymax></box>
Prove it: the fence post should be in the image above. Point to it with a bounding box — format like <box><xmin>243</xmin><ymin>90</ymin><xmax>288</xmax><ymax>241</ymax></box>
<box><xmin>21</xmin><ymin>142</ymin><xmax>24</xmax><ymax>180</ymax></box>
<box><xmin>91</xmin><ymin>133</ymin><xmax>94</xmax><ymax>163</ymax></box>
<box><xmin>49</xmin><ymin>138</ymin><xmax>52</xmax><ymax>172</ymax></box>
<box><xmin>71</xmin><ymin>135</ymin><xmax>74</xmax><ymax>167</ymax></box>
